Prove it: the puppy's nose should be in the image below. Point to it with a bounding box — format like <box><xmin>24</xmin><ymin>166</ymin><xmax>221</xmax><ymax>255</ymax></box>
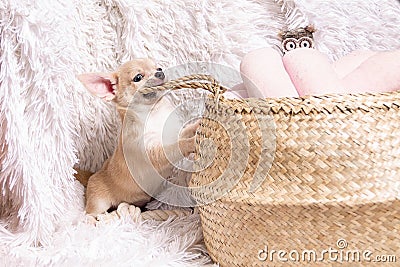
<box><xmin>155</xmin><ymin>70</ymin><xmax>165</xmax><ymax>80</ymax></box>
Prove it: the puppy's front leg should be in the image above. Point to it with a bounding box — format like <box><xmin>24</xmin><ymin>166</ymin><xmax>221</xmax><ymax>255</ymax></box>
<box><xmin>148</xmin><ymin>142</ymin><xmax>188</xmax><ymax>173</ymax></box>
<box><xmin>85</xmin><ymin>173</ymin><xmax>113</xmax><ymax>215</ymax></box>
<box><xmin>148</xmin><ymin>120</ymin><xmax>199</xmax><ymax>173</ymax></box>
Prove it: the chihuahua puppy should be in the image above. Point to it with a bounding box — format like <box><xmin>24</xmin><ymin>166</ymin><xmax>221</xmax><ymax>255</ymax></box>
<box><xmin>77</xmin><ymin>58</ymin><xmax>198</xmax><ymax>215</ymax></box>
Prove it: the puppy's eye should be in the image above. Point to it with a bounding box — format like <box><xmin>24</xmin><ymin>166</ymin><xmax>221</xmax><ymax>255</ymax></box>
<box><xmin>133</xmin><ymin>74</ymin><xmax>144</xmax><ymax>82</ymax></box>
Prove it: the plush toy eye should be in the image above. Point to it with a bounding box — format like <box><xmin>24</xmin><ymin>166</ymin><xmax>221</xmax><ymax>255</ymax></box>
<box><xmin>133</xmin><ymin>74</ymin><xmax>144</xmax><ymax>82</ymax></box>
<box><xmin>282</xmin><ymin>38</ymin><xmax>297</xmax><ymax>53</ymax></box>
<box><xmin>298</xmin><ymin>37</ymin><xmax>314</xmax><ymax>49</ymax></box>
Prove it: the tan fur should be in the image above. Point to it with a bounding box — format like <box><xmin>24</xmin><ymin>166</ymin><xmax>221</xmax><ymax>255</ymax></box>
<box><xmin>77</xmin><ymin>59</ymin><xmax>197</xmax><ymax>215</ymax></box>
<box><xmin>74</xmin><ymin>169</ymin><xmax>92</xmax><ymax>187</ymax></box>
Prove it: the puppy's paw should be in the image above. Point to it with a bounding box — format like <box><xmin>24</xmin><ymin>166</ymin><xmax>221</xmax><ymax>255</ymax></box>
<box><xmin>98</xmin><ymin>203</ymin><xmax>143</xmax><ymax>223</ymax></box>
<box><xmin>96</xmin><ymin>211</ymin><xmax>121</xmax><ymax>225</ymax></box>
<box><xmin>179</xmin><ymin>119</ymin><xmax>200</xmax><ymax>139</ymax></box>
<box><xmin>179</xmin><ymin>136</ymin><xmax>196</xmax><ymax>157</ymax></box>
<box><xmin>178</xmin><ymin>120</ymin><xmax>200</xmax><ymax>157</ymax></box>
<box><xmin>85</xmin><ymin>214</ymin><xmax>98</xmax><ymax>226</ymax></box>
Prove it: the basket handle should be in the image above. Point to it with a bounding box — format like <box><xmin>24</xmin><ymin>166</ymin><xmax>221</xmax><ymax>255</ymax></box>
<box><xmin>137</xmin><ymin>74</ymin><xmax>228</xmax><ymax>96</ymax></box>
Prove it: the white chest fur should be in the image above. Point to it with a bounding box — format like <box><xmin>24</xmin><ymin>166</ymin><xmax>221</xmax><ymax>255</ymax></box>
<box><xmin>121</xmin><ymin>93</ymin><xmax>183</xmax><ymax>195</ymax></box>
<box><xmin>123</xmin><ymin>93</ymin><xmax>182</xmax><ymax>149</ymax></box>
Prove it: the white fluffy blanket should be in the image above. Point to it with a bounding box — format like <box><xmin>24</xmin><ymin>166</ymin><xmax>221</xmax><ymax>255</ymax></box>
<box><xmin>0</xmin><ymin>0</ymin><xmax>399</xmax><ymax>265</ymax></box>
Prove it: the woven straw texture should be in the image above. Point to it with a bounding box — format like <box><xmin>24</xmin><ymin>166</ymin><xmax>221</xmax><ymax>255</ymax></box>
<box><xmin>190</xmin><ymin>83</ymin><xmax>400</xmax><ymax>266</ymax></box>
<box><xmin>146</xmin><ymin>75</ymin><xmax>400</xmax><ymax>266</ymax></box>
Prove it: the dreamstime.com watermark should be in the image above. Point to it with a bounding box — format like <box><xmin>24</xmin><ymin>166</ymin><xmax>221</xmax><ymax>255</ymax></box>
<box><xmin>257</xmin><ymin>238</ymin><xmax>397</xmax><ymax>263</ymax></box>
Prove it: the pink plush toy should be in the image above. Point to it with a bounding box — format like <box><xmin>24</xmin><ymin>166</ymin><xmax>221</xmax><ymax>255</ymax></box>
<box><xmin>239</xmin><ymin>28</ymin><xmax>400</xmax><ymax>98</ymax></box>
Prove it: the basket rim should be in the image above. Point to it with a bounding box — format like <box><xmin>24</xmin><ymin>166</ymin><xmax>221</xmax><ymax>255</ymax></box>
<box><xmin>211</xmin><ymin>90</ymin><xmax>400</xmax><ymax>115</ymax></box>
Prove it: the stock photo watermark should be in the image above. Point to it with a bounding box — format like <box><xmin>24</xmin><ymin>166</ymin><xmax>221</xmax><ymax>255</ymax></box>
<box><xmin>257</xmin><ymin>238</ymin><xmax>397</xmax><ymax>264</ymax></box>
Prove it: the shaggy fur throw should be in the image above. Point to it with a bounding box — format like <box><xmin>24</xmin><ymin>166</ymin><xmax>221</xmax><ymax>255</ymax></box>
<box><xmin>0</xmin><ymin>0</ymin><xmax>399</xmax><ymax>265</ymax></box>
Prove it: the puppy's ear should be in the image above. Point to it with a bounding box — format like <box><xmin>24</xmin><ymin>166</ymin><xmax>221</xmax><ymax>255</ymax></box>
<box><xmin>77</xmin><ymin>72</ymin><xmax>118</xmax><ymax>101</ymax></box>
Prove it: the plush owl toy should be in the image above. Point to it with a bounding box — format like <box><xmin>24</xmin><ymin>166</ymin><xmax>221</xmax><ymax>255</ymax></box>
<box><xmin>240</xmin><ymin>26</ymin><xmax>400</xmax><ymax>98</ymax></box>
<box><xmin>279</xmin><ymin>25</ymin><xmax>316</xmax><ymax>54</ymax></box>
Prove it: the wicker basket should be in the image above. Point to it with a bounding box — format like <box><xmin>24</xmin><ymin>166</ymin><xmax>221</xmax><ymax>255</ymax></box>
<box><xmin>145</xmin><ymin>76</ymin><xmax>400</xmax><ymax>266</ymax></box>
<box><xmin>190</xmin><ymin>90</ymin><xmax>400</xmax><ymax>266</ymax></box>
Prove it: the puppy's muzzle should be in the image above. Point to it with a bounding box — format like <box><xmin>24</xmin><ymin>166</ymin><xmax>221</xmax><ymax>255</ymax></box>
<box><xmin>155</xmin><ymin>69</ymin><xmax>165</xmax><ymax>80</ymax></box>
